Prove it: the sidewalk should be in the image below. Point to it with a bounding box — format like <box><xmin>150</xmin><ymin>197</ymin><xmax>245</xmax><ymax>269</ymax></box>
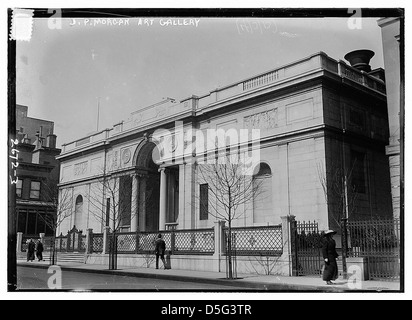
<box><xmin>16</xmin><ymin>258</ymin><xmax>401</xmax><ymax>292</ymax></box>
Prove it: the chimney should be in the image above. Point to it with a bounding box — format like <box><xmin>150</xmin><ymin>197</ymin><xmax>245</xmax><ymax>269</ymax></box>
<box><xmin>344</xmin><ymin>49</ymin><xmax>375</xmax><ymax>72</ymax></box>
<box><xmin>46</xmin><ymin>134</ymin><xmax>57</xmax><ymax>148</ymax></box>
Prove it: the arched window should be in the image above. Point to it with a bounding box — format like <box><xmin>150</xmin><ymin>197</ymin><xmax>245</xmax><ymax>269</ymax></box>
<box><xmin>74</xmin><ymin>195</ymin><xmax>83</xmax><ymax>228</ymax></box>
<box><xmin>253</xmin><ymin>163</ymin><xmax>273</xmax><ymax>224</ymax></box>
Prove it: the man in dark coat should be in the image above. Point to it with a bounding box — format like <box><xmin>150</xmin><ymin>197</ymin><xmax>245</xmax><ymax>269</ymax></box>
<box><xmin>155</xmin><ymin>234</ymin><xmax>167</xmax><ymax>270</ymax></box>
<box><xmin>322</xmin><ymin>230</ymin><xmax>339</xmax><ymax>284</ymax></box>
<box><xmin>27</xmin><ymin>239</ymin><xmax>36</xmax><ymax>262</ymax></box>
<box><xmin>36</xmin><ymin>239</ymin><xmax>44</xmax><ymax>262</ymax></box>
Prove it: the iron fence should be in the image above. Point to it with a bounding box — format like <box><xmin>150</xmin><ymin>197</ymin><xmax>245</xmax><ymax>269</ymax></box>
<box><xmin>223</xmin><ymin>225</ymin><xmax>283</xmax><ymax>256</ymax></box>
<box><xmin>112</xmin><ymin>229</ymin><xmax>214</xmax><ymax>255</ymax></box>
<box><xmin>292</xmin><ymin>220</ymin><xmax>324</xmax><ymax>276</ymax></box>
<box><xmin>43</xmin><ymin>236</ymin><xmax>54</xmax><ymax>251</ymax></box>
<box><xmin>21</xmin><ymin>235</ymin><xmax>32</xmax><ymax>252</ymax></box>
<box><xmin>346</xmin><ymin>218</ymin><xmax>400</xmax><ymax>280</ymax></box>
<box><xmin>173</xmin><ymin>228</ymin><xmax>215</xmax><ymax>255</ymax></box>
<box><xmin>91</xmin><ymin>233</ymin><xmax>104</xmax><ymax>253</ymax></box>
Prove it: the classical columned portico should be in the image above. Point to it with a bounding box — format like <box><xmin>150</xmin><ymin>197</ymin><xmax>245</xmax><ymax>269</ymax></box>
<box><xmin>158</xmin><ymin>167</ymin><xmax>168</xmax><ymax>231</ymax></box>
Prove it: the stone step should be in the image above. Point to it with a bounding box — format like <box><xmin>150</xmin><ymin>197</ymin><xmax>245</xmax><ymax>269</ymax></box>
<box><xmin>18</xmin><ymin>252</ymin><xmax>85</xmax><ymax>264</ymax></box>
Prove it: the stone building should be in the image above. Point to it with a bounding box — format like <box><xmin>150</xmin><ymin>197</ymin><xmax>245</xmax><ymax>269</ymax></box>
<box><xmin>15</xmin><ymin>104</ymin><xmax>61</xmax><ymax>236</ymax></box>
<box><xmin>56</xmin><ymin>51</ymin><xmax>392</xmax><ymax>239</ymax></box>
<box><xmin>378</xmin><ymin>17</ymin><xmax>402</xmax><ymax>219</ymax></box>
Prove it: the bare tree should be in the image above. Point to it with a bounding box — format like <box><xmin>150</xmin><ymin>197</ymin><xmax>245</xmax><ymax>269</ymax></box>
<box><xmin>317</xmin><ymin>161</ymin><xmax>359</xmax><ymax>228</ymax></box>
<box><xmin>87</xmin><ymin>167</ymin><xmax>155</xmax><ymax>269</ymax></box>
<box><xmin>247</xmin><ymin>254</ymin><xmax>283</xmax><ymax>276</ymax></box>
<box><xmin>38</xmin><ymin>179</ymin><xmax>73</xmax><ymax>265</ymax></box>
<box><xmin>198</xmin><ymin>152</ymin><xmax>265</xmax><ymax>279</ymax></box>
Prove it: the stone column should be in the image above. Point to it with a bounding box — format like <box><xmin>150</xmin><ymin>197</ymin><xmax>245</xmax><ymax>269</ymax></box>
<box><xmin>130</xmin><ymin>174</ymin><xmax>139</xmax><ymax>232</ymax></box>
<box><xmin>158</xmin><ymin>167</ymin><xmax>168</xmax><ymax>231</ymax></box>
<box><xmin>281</xmin><ymin>215</ymin><xmax>296</xmax><ymax>277</ymax></box>
<box><xmin>86</xmin><ymin>228</ymin><xmax>93</xmax><ymax>254</ymax></box>
<box><xmin>17</xmin><ymin>232</ymin><xmax>23</xmax><ymax>253</ymax></box>
<box><xmin>139</xmin><ymin>175</ymin><xmax>147</xmax><ymax>231</ymax></box>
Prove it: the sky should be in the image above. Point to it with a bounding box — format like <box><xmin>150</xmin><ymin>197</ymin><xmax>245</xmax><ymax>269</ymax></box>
<box><xmin>15</xmin><ymin>14</ymin><xmax>386</xmax><ymax>148</ymax></box>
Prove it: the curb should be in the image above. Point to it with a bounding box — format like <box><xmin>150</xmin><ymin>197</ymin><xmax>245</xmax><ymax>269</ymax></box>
<box><xmin>17</xmin><ymin>262</ymin><xmax>349</xmax><ymax>292</ymax></box>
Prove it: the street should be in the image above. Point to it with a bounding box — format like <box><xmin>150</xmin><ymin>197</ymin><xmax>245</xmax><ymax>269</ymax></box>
<box><xmin>16</xmin><ymin>266</ymin><xmax>251</xmax><ymax>291</ymax></box>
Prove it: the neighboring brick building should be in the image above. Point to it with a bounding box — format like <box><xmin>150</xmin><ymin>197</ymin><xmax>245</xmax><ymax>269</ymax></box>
<box><xmin>56</xmin><ymin>50</ymin><xmax>393</xmax><ymax>239</ymax></box>
<box><xmin>15</xmin><ymin>104</ymin><xmax>61</xmax><ymax>236</ymax></box>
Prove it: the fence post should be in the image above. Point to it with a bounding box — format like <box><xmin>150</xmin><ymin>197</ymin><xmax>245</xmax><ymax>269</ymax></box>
<box><xmin>213</xmin><ymin>220</ymin><xmax>226</xmax><ymax>272</ymax></box>
<box><xmin>288</xmin><ymin>215</ymin><xmax>298</xmax><ymax>276</ymax></box>
<box><xmin>66</xmin><ymin>231</ymin><xmax>71</xmax><ymax>251</ymax></box>
<box><xmin>86</xmin><ymin>229</ymin><xmax>93</xmax><ymax>254</ymax></box>
<box><xmin>103</xmin><ymin>226</ymin><xmax>110</xmax><ymax>254</ymax></box>
<box><xmin>341</xmin><ymin>218</ymin><xmax>348</xmax><ymax>280</ymax></box>
<box><xmin>78</xmin><ymin>230</ymin><xmax>83</xmax><ymax>251</ymax></box>
<box><xmin>16</xmin><ymin>232</ymin><xmax>23</xmax><ymax>253</ymax></box>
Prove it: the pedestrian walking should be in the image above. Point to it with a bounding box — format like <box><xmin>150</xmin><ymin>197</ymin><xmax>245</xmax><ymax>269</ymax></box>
<box><xmin>27</xmin><ymin>239</ymin><xmax>36</xmax><ymax>262</ymax></box>
<box><xmin>322</xmin><ymin>230</ymin><xmax>339</xmax><ymax>285</ymax></box>
<box><xmin>154</xmin><ymin>234</ymin><xmax>167</xmax><ymax>270</ymax></box>
<box><xmin>36</xmin><ymin>239</ymin><xmax>44</xmax><ymax>262</ymax></box>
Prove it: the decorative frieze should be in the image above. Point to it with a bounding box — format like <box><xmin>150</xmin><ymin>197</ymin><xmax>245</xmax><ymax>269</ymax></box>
<box><xmin>244</xmin><ymin>108</ymin><xmax>278</xmax><ymax>129</ymax></box>
<box><xmin>74</xmin><ymin>161</ymin><xmax>88</xmax><ymax>176</ymax></box>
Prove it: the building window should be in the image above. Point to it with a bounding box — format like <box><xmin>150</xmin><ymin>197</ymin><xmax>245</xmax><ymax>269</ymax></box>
<box><xmin>253</xmin><ymin>163</ymin><xmax>273</xmax><ymax>224</ymax></box>
<box><xmin>200</xmin><ymin>183</ymin><xmax>209</xmax><ymax>220</ymax></box>
<box><xmin>16</xmin><ymin>179</ymin><xmax>22</xmax><ymax>198</ymax></box>
<box><xmin>119</xmin><ymin>175</ymin><xmax>132</xmax><ymax>228</ymax></box>
<box><xmin>74</xmin><ymin>195</ymin><xmax>83</xmax><ymax>227</ymax></box>
<box><xmin>351</xmin><ymin>150</ymin><xmax>367</xmax><ymax>194</ymax></box>
<box><xmin>29</xmin><ymin>181</ymin><xmax>41</xmax><ymax>199</ymax></box>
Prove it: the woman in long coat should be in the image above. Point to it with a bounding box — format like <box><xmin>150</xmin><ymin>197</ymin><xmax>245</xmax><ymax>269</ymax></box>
<box><xmin>36</xmin><ymin>239</ymin><xmax>44</xmax><ymax>261</ymax></box>
<box><xmin>26</xmin><ymin>239</ymin><xmax>36</xmax><ymax>262</ymax></box>
<box><xmin>322</xmin><ymin>230</ymin><xmax>339</xmax><ymax>284</ymax></box>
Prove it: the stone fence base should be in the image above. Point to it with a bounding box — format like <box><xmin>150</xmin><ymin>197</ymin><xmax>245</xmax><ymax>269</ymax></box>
<box><xmin>85</xmin><ymin>253</ymin><xmax>291</xmax><ymax>276</ymax></box>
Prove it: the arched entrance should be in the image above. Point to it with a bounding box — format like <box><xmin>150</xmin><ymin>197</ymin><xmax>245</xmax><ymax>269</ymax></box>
<box><xmin>133</xmin><ymin>141</ymin><xmax>160</xmax><ymax>232</ymax></box>
<box><xmin>132</xmin><ymin>139</ymin><xmax>180</xmax><ymax>231</ymax></box>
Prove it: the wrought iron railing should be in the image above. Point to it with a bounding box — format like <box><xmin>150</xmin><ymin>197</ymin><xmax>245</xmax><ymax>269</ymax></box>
<box><xmin>292</xmin><ymin>220</ymin><xmax>324</xmax><ymax>276</ymax></box>
<box><xmin>347</xmin><ymin>218</ymin><xmax>400</xmax><ymax>256</ymax></box>
<box><xmin>91</xmin><ymin>233</ymin><xmax>104</xmax><ymax>253</ymax></box>
<box><xmin>223</xmin><ymin>225</ymin><xmax>283</xmax><ymax>256</ymax></box>
<box><xmin>173</xmin><ymin>228</ymin><xmax>215</xmax><ymax>255</ymax></box>
<box><xmin>112</xmin><ymin>229</ymin><xmax>215</xmax><ymax>255</ymax></box>
<box><xmin>345</xmin><ymin>217</ymin><xmax>401</xmax><ymax>280</ymax></box>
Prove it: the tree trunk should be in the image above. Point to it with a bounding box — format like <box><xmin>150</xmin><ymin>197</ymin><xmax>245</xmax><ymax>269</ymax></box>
<box><xmin>51</xmin><ymin>228</ymin><xmax>57</xmax><ymax>265</ymax></box>
<box><xmin>227</xmin><ymin>217</ymin><xmax>233</xmax><ymax>279</ymax></box>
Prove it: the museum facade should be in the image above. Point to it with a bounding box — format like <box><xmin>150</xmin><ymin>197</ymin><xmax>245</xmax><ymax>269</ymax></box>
<box><xmin>56</xmin><ymin>51</ymin><xmax>392</xmax><ymax>239</ymax></box>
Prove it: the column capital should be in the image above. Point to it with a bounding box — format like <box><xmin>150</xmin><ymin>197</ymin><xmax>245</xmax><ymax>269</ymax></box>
<box><xmin>158</xmin><ymin>166</ymin><xmax>167</xmax><ymax>173</ymax></box>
